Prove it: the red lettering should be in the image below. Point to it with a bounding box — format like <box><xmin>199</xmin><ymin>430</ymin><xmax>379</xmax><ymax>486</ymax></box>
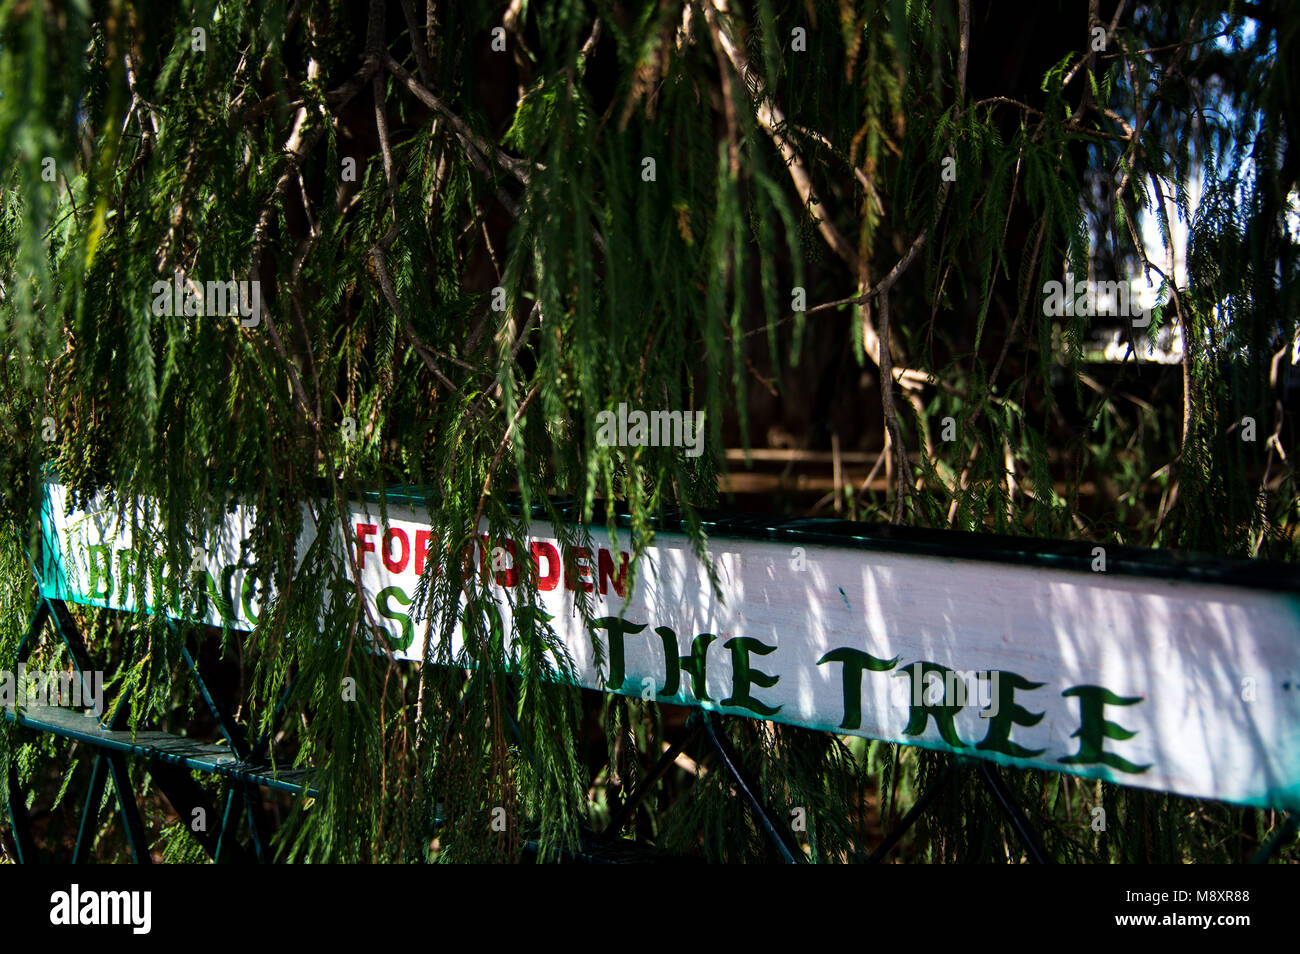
<box><xmin>382</xmin><ymin>527</ymin><xmax>410</xmax><ymax>573</ymax></box>
<box><xmin>493</xmin><ymin>539</ymin><xmax>519</xmax><ymax>588</ymax></box>
<box><xmin>356</xmin><ymin>523</ymin><xmax>378</xmax><ymax>569</ymax></box>
<box><xmin>566</xmin><ymin>546</ymin><xmax>594</xmax><ymax>593</ymax></box>
<box><xmin>530</xmin><ymin>541</ymin><xmax>560</xmax><ymax>591</ymax></box>
<box><xmin>414</xmin><ymin>530</ymin><xmax>432</xmax><ymax>574</ymax></box>
<box><xmin>598</xmin><ymin>549</ymin><xmax>629</xmax><ymax>597</ymax></box>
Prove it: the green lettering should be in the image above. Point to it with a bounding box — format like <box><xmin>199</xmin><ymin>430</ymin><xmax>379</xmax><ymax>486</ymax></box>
<box><xmin>116</xmin><ymin>548</ymin><xmax>145</xmax><ymax>608</ymax></box>
<box><xmin>149</xmin><ymin>554</ymin><xmax>182</xmax><ymax>615</ymax></box>
<box><xmin>217</xmin><ymin>565</ymin><xmax>239</xmax><ymax>622</ymax></box>
<box><xmin>190</xmin><ymin>565</ymin><xmax>235</xmax><ymax>623</ymax></box>
<box><xmin>589</xmin><ymin>616</ymin><xmax>646</xmax><ymax>691</ymax></box>
<box><xmin>652</xmin><ymin>626</ymin><xmax>682</xmax><ymax>696</ymax></box>
<box><xmin>1059</xmin><ymin>685</ymin><xmax>1151</xmax><ymax>774</ymax></box>
<box><xmin>240</xmin><ymin>572</ymin><xmax>262</xmax><ymax>624</ymax></box>
<box><xmin>678</xmin><ymin>633</ymin><xmax>716</xmax><ymax>701</ymax></box>
<box><xmin>974</xmin><ymin>672</ymin><xmax>1046</xmax><ymax>758</ymax></box>
<box><xmin>722</xmin><ymin>637</ymin><xmax>781</xmax><ymax>717</ymax></box>
<box><xmin>817</xmin><ymin>647</ymin><xmax>898</xmax><ymax>730</ymax></box>
<box><xmin>87</xmin><ymin>544</ymin><xmax>113</xmax><ymax>602</ymax></box>
<box><xmin>377</xmin><ymin>585</ymin><xmax>415</xmax><ymax>652</ymax></box>
<box><xmin>899</xmin><ymin>661</ymin><xmax>966</xmax><ymax>748</ymax></box>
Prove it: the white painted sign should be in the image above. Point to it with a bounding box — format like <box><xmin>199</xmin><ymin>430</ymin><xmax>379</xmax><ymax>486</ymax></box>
<box><xmin>38</xmin><ymin>483</ymin><xmax>1300</xmax><ymax>810</ymax></box>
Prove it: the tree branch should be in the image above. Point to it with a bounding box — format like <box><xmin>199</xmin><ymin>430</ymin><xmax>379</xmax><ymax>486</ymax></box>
<box><xmin>703</xmin><ymin>0</ymin><xmax>861</xmax><ymax>275</ymax></box>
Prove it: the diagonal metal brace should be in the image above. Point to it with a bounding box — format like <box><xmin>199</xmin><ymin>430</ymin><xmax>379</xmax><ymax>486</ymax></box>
<box><xmin>604</xmin><ymin>721</ymin><xmax>702</xmax><ymax>838</ymax></box>
<box><xmin>867</xmin><ymin>757</ymin><xmax>963</xmax><ymax>863</ymax></box>
<box><xmin>975</xmin><ymin>759</ymin><xmax>1052</xmax><ymax>863</ymax></box>
<box><xmin>697</xmin><ymin>711</ymin><xmax>806</xmax><ymax>863</ymax></box>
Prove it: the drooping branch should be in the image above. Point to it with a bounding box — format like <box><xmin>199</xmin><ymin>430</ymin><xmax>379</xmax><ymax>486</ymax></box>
<box><xmin>702</xmin><ymin>0</ymin><xmax>862</xmax><ymax>276</ymax></box>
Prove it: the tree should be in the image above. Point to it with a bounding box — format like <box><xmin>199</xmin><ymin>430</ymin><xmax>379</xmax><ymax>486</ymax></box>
<box><xmin>0</xmin><ymin>0</ymin><xmax>1294</xmax><ymax>862</ymax></box>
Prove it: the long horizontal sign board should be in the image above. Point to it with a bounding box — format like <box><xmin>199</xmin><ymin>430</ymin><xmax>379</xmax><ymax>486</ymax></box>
<box><xmin>37</xmin><ymin>482</ymin><xmax>1300</xmax><ymax>811</ymax></box>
